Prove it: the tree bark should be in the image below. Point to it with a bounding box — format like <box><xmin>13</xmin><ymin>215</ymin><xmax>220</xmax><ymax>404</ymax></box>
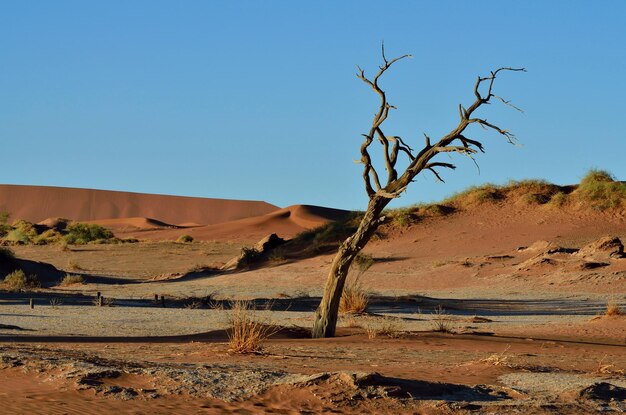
<box><xmin>312</xmin><ymin>196</ymin><xmax>388</xmax><ymax>338</ymax></box>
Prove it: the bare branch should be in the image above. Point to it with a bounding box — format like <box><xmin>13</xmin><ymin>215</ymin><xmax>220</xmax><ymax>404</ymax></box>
<box><xmin>468</xmin><ymin>118</ymin><xmax>517</xmax><ymax>144</ymax></box>
<box><xmin>492</xmin><ymin>94</ymin><xmax>524</xmax><ymax>113</ymax></box>
<box><xmin>436</xmin><ymin>146</ymin><xmax>478</xmax><ymax>155</ymax></box>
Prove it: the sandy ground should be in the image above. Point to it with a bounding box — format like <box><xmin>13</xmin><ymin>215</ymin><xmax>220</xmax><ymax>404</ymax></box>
<box><xmin>2</xmin><ymin>198</ymin><xmax>626</xmax><ymax>413</ymax></box>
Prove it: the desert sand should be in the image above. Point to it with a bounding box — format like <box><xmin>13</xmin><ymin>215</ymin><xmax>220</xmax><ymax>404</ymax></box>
<box><xmin>1</xmin><ymin>184</ymin><xmax>626</xmax><ymax>414</ymax></box>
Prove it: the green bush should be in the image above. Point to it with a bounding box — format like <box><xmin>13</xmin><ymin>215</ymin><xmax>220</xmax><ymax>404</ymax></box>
<box><xmin>3</xmin><ymin>269</ymin><xmax>40</xmax><ymax>291</ymax></box>
<box><xmin>63</xmin><ymin>223</ymin><xmax>114</xmax><ymax>245</ymax></box>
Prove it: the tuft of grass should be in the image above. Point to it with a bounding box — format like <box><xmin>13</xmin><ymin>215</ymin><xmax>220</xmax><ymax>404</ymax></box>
<box><xmin>177</xmin><ymin>234</ymin><xmax>194</xmax><ymax>243</ymax></box>
<box><xmin>184</xmin><ymin>299</ymin><xmax>202</xmax><ymax>309</ymax></box>
<box><xmin>339</xmin><ymin>276</ymin><xmax>369</xmax><ymax>314</ymax></box>
<box><xmin>227</xmin><ymin>300</ymin><xmax>276</xmax><ymax>354</ymax></box>
<box><xmin>50</xmin><ymin>298</ymin><xmax>63</xmax><ymax>308</ymax></box>
<box><xmin>362</xmin><ymin>315</ymin><xmax>405</xmax><ymax>339</ymax></box>
<box><xmin>480</xmin><ymin>345</ymin><xmax>512</xmax><ymax>366</ymax></box>
<box><xmin>548</xmin><ymin>191</ymin><xmax>568</xmax><ymax>207</ymax></box>
<box><xmin>389</xmin><ymin>208</ymin><xmax>415</xmax><ymax>227</ymax></box>
<box><xmin>60</xmin><ymin>273</ymin><xmax>84</xmax><ymax>286</ymax></box>
<box><xmin>67</xmin><ymin>260</ymin><xmax>84</xmax><ymax>271</ymax></box>
<box><xmin>606</xmin><ymin>300</ymin><xmax>623</xmax><ymax>317</ymax></box>
<box><xmin>3</xmin><ymin>270</ymin><xmax>40</xmax><ymax>291</ymax></box>
<box><xmin>431</xmin><ymin>305</ymin><xmax>453</xmax><ymax>333</ymax></box>
<box><xmin>574</xmin><ymin>169</ymin><xmax>626</xmax><ymax>211</ymax></box>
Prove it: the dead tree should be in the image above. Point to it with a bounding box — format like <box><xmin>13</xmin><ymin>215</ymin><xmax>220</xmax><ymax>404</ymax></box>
<box><xmin>311</xmin><ymin>47</ymin><xmax>524</xmax><ymax>338</ymax></box>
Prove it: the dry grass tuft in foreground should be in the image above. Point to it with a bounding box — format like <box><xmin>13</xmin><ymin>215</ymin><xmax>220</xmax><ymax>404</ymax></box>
<box><xmin>605</xmin><ymin>300</ymin><xmax>623</xmax><ymax>317</ymax></box>
<box><xmin>227</xmin><ymin>300</ymin><xmax>276</xmax><ymax>354</ymax></box>
<box><xmin>339</xmin><ymin>277</ymin><xmax>369</xmax><ymax>314</ymax></box>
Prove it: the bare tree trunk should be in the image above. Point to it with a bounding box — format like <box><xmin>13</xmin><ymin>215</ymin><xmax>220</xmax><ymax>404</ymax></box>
<box><xmin>312</xmin><ymin>196</ymin><xmax>388</xmax><ymax>338</ymax></box>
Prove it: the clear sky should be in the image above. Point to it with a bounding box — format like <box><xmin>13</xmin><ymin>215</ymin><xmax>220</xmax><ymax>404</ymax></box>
<box><xmin>2</xmin><ymin>1</ymin><xmax>625</xmax><ymax>210</ymax></box>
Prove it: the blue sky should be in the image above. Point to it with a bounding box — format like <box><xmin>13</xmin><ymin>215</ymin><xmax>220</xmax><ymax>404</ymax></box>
<box><xmin>2</xmin><ymin>1</ymin><xmax>625</xmax><ymax>210</ymax></box>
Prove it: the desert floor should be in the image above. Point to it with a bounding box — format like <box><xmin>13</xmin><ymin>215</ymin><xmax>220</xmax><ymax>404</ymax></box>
<box><xmin>2</xmin><ymin>193</ymin><xmax>626</xmax><ymax>414</ymax></box>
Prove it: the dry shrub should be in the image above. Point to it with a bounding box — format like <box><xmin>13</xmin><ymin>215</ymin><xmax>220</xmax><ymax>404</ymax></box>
<box><xmin>431</xmin><ymin>305</ymin><xmax>453</xmax><ymax>333</ymax></box>
<box><xmin>184</xmin><ymin>300</ymin><xmax>202</xmax><ymax>309</ymax></box>
<box><xmin>596</xmin><ymin>355</ymin><xmax>626</xmax><ymax>375</ymax></box>
<box><xmin>177</xmin><ymin>234</ymin><xmax>194</xmax><ymax>243</ymax></box>
<box><xmin>480</xmin><ymin>345</ymin><xmax>511</xmax><ymax>366</ymax></box>
<box><xmin>362</xmin><ymin>315</ymin><xmax>405</xmax><ymax>339</ymax></box>
<box><xmin>67</xmin><ymin>260</ymin><xmax>84</xmax><ymax>271</ymax></box>
<box><xmin>340</xmin><ymin>278</ymin><xmax>369</xmax><ymax>314</ymax></box>
<box><xmin>60</xmin><ymin>273</ymin><xmax>84</xmax><ymax>286</ymax></box>
<box><xmin>227</xmin><ymin>300</ymin><xmax>276</xmax><ymax>354</ymax></box>
<box><xmin>3</xmin><ymin>270</ymin><xmax>40</xmax><ymax>291</ymax></box>
<box><xmin>606</xmin><ymin>300</ymin><xmax>623</xmax><ymax>317</ymax></box>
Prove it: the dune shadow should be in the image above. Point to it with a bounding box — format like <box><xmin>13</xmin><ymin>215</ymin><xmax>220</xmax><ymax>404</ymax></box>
<box><xmin>0</xmin><ymin>325</ymin><xmax>309</xmax><ymax>343</ymax></box>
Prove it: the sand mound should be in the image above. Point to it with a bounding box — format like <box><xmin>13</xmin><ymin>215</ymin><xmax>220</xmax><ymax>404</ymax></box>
<box><xmin>0</xmin><ymin>184</ymin><xmax>278</xmax><ymax>225</ymax></box>
<box><xmin>114</xmin><ymin>205</ymin><xmax>351</xmax><ymax>243</ymax></box>
<box><xmin>575</xmin><ymin>236</ymin><xmax>624</xmax><ymax>260</ymax></box>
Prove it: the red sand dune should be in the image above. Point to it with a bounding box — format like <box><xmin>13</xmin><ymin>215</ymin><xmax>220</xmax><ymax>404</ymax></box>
<box><xmin>113</xmin><ymin>204</ymin><xmax>350</xmax><ymax>242</ymax></box>
<box><xmin>0</xmin><ymin>184</ymin><xmax>278</xmax><ymax>226</ymax></box>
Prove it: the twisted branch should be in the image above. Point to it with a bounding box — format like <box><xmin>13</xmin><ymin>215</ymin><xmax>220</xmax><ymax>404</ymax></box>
<box><xmin>356</xmin><ymin>48</ymin><xmax>524</xmax><ymax>198</ymax></box>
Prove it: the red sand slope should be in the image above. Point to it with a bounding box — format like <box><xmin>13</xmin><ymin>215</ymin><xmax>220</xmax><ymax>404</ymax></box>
<box><xmin>0</xmin><ymin>185</ymin><xmax>278</xmax><ymax>225</ymax></box>
<box><xmin>111</xmin><ymin>204</ymin><xmax>350</xmax><ymax>242</ymax></box>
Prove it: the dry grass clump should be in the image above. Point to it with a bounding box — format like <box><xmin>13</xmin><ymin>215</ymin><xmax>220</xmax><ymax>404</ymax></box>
<box><xmin>389</xmin><ymin>208</ymin><xmax>416</xmax><ymax>227</ymax></box>
<box><xmin>444</xmin><ymin>183</ymin><xmax>503</xmax><ymax>207</ymax></box>
<box><xmin>340</xmin><ymin>275</ymin><xmax>369</xmax><ymax>314</ymax></box>
<box><xmin>59</xmin><ymin>273</ymin><xmax>84</xmax><ymax>286</ymax></box>
<box><xmin>573</xmin><ymin>169</ymin><xmax>626</xmax><ymax>210</ymax></box>
<box><xmin>67</xmin><ymin>259</ymin><xmax>84</xmax><ymax>271</ymax></box>
<box><xmin>340</xmin><ymin>252</ymin><xmax>375</xmax><ymax>314</ymax></box>
<box><xmin>480</xmin><ymin>345</ymin><xmax>511</xmax><ymax>366</ymax></box>
<box><xmin>3</xmin><ymin>270</ymin><xmax>40</xmax><ymax>291</ymax></box>
<box><xmin>605</xmin><ymin>300</ymin><xmax>623</xmax><ymax>317</ymax></box>
<box><xmin>431</xmin><ymin>305</ymin><xmax>453</xmax><ymax>333</ymax></box>
<box><xmin>596</xmin><ymin>355</ymin><xmax>626</xmax><ymax>375</ymax></box>
<box><xmin>227</xmin><ymin>300</ymin><xmax>276</xmax><ymax>354</ymax></box>
<box><xmin>176</xmin><ymin>234</ymin><xmax>194</xmax><ymax>243</ymax></box>
<box><xmin>361</xmin><ymin>315</ymin><xmax>405</xmax><ymax>339</ymax></box>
